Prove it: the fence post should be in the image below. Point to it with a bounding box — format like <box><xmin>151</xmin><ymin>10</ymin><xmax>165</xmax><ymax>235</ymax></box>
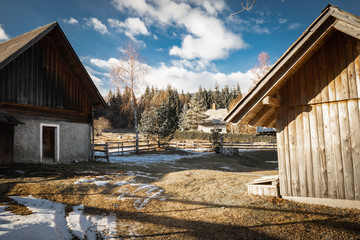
<box><xmin>117</xmin><ymin>143</ymin><xmax>120</xmax><ymax>156</ymax></box>
<box><xmin>105</xmin><ymin>143</ymin><xmax>109</xmax><ymax>162</ymax></box>
<box><xmin>121</xmin><ymin>142</ymin><xmax>124</xmax><ymax>156</ymax></box>
<box><xmin>148</xmin><ymin>140</ymin><xmax>150</xmax><ymax>151</ymax></box>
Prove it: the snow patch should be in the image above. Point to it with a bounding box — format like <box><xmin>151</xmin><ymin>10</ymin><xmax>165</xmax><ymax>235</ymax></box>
<box><xmin>125</xmin><ymin>171</ymin><xmax>158</xmax><ymax>179</ymax></box>
<box><xmin>219</xmin><ymin>166</ymin><xmax>234</xmax><ymax>171</ymax></box>
<box><xmin>102</xmin><ymin>152</ymin><xmax>210</xmax><ymax>165</ymax></box>
<box><xmin>114</xmin><ymin>183</ymin><xmax>165</xmax><ymax>210</ymax></box>
<box><xmin>74</xmin><ymin>178</ymin><xmax>110</xmax><ymax>186</ymax></box>
<box><xmin>0</xmin><ymin>196</ymin><xmax>117</xmax><ymax>240</ymax></box>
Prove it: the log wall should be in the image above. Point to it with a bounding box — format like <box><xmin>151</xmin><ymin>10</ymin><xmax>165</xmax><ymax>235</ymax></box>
<box><xmin>276</xmin><ymin>31</ymin><xmax>360</xmax><ymax>200</ymax></box>
<box><xmin>0</xmin><ymin>33</ymin><xmax>92</xmax><ymax>116</ymax></box>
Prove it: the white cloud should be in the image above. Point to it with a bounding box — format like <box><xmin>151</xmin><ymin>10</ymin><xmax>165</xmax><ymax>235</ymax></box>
<box><xmin>63</xmin><ymin>17</ymin><xmax>79</xmax><ymax>25</ymax></box>
<box><xmin>89</xmin><ymin>57</ymin><xmax>254</xmax><ymax>95</ymax></box>
<box><xmin>84</xmin><ymin>18</ymin><xmax>109</xmax><ymax>34</ymax></box>
<box><xmin>108</xmin><ymin>17</ymin><xmax>149</xmax><ymax>40</ymax></box>
<box><xmin>0</xmin><ymin>24</ymin><xmax>10</xmax><ymax>42</ymax></box>
<box><xmin>188</xmin><ymin>0</ymin><xmax>226</xmax><ymax>15</ymax></box>
<box><xmin>156</xmin><ymin>48</ymin><xmax>163</xmax><ymax>52</ymax></box>
<box><xmin>85</xmin><ymin>66</ymin><xmax>109</xmax><ymax>95</ymax></box>
<box><xmin>112</xmin><ymin>0</ymin><xmax>247</xmax><ymax>63</ymax></box>
<box><xmin>251</xmin><ymin>25</ymin><xmax>270</xmax><ymax>34</ymax></box>
<box><xmin>146</xmin><ymin>63</ymin><xmax>253</xmax><ymax>94</ymax></box>
<box><xmin>288</xmin><ymin>22</ymin><xmax>301</xmax><ymax>30</ymax></box>
<box><xmin>278</xmin><ymin>18</ymin><xmax>288</xmax><ymax>24</ymax></box>
<box><xmin>90</xmin><ymin>58</ymin><xmax>120</xmax><ymax>70</ymax></box>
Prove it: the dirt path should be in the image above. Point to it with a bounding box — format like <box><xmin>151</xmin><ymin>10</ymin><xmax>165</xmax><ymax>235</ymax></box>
<box><xmin>1</xmin><ymin>150</ymin><xmax>359</xmax><ymax>239</ymax></box>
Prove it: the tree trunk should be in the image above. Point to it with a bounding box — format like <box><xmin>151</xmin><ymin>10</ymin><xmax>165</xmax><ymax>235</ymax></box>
<box><xmin>130</xmin><ymin>89</ymin><xmax>139</xmax><ymax>154</ymax></box>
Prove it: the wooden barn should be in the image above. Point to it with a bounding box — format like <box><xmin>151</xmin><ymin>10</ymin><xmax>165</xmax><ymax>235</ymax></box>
<box><xmin>0</xmin><ymin>22</ymin><xmax>106</xmax><ymax>165</ymax></box>
<box><xmin>225</xmin><ymin>5</ymin><xmax>360</xmax><ymax>207</ymax></box>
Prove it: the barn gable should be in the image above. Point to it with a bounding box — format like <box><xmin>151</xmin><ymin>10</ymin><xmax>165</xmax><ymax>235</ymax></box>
<box><xmin>225</xmin><ymin>5</ymin><xmax>360</xmax><ymax>204</ymax></box>
<box><xmin>224</xmin><ymin>4</ymin><xmax>360</xmax><ymax>127</ymax></box>
<box><xmin>0</xmin><ymin>22</ymin><xmax>106</xmax><ymax>123</ymax></box>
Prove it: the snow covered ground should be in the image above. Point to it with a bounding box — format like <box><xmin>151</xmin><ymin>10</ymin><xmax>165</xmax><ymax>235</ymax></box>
<box><xmin>0</xmin><ymin>152</ymin><xmax>212</xmax><ymax>239</ymax></box>
<box><xmin>0</xmin><ymin>196</ymin><xmax>117</xmax><ymax>240</ymax></box>
<box><xmin>104</xmin><ymin>151</ymin><xmax>210</xmax><ymax>166</ymax></box>
<box><xmin>0</xmin><ymin>170</ymin><xmax>166</xmax><ymax>239</ymax></box>
<box><xmin>73</xmin><ymin>171</ymin><xmax>166</xmax><ymax>211</ymax></box>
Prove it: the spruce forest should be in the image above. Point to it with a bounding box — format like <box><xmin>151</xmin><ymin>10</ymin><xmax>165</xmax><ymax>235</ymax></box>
<box><xmin>95</xmin><ymin>83</ymin><xmax>243</xmax><ymax>137</ymax></box>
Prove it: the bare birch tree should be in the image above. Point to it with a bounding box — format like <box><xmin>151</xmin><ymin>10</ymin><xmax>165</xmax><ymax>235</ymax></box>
<box><xmin>111</xmin><ymin>41</ymin><xmax>147</xmax><ymax>153</ymax></box>
<box><xmin>231</xmin><ymin>0</ymin><xmax>285</xmax><ymax>15</ymax></box>
<box><xmin>250</xmin><ymin>51</ymin><xmax>271</xmax><ymax>85</ymax></box>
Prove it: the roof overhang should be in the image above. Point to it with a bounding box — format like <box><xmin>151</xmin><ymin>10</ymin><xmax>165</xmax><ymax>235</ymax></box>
<box><xmin>0</xmin><ymin>111</ymin><xmax>24</xmax><ymax>125</ymax></box>
<box><xmin>224</xmin><ymin>5</ymin><xmax>360</xmax><ymax>128</ymax></box>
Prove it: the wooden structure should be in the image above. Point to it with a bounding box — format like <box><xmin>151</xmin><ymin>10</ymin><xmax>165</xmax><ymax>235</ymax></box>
<box><xmin>225</xmin><ymin>5</ymin><xmax>360</xmax><ymax>202</ymax></box>
<box><xmin>0</xmin><ymin>22</ymin><xmax>106</xmax><ymax>164</ymax></box>
<box><xmin>246</xmin><ymin>175</ymin><xmax>280</xmax><ymax>198</ymax></box>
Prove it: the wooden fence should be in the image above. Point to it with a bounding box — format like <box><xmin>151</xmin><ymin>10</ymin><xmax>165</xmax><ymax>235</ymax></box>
<box><xmin>94</xmin><ymin>140</ymin><xmax>157</xmax><ymax>162</ymax></box>
<box><xmin>167</xmin><ymin>140</ymin><xmax>276</xmax><ymax>151</ymax></box>
<box><xmin>94</xmin><ymin>140</ymin><xmax>277</xmax><ymax>161</ymax></box>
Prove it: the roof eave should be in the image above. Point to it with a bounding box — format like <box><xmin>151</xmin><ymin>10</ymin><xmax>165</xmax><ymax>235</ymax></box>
<box><xmin>224</xmin><ymin>5</ymin><xmax>359</xmax><ymax>126</ymax></box>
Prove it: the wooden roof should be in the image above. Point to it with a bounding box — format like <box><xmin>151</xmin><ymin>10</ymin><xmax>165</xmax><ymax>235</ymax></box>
<box><xmin>224</xmin><ymin>5</ymin><xmax>360</xmax><ymax>128</ymax></box>
<box><xmin>0</xmin><ymin>111</ymin><xmax>24</xmax><ymax>125</ymax></box>
<box><xmin>0</xmin><ymin>22</ymin><xmax>106</xmax><ymax>109</ymax></box>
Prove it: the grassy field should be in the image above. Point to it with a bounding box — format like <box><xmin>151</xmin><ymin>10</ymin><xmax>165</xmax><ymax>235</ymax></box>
<box><xmin>0</xmin><ymin>150</ymin><xmax>359</xmax><ymax>239</ymax></box>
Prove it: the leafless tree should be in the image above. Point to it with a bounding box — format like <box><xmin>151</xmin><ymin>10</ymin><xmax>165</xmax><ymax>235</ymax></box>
<box><xmin>251</xmin><ymin>51</ymin><xmax>271</xmax><ymax>85</ymax></box>
<box><xmin>111</xmin><ymin>41</ymin><xmax>147</xmax><ymax>153</ymax></box>
<box><xmin>231</xmin><ymin>0</ymin><xmax>285</xmax><ymax>15</ymax></box>
<box><xmin>230</xmin><ymin>0</ymin><xmax>256</xmax><ymax>15</ymax></box>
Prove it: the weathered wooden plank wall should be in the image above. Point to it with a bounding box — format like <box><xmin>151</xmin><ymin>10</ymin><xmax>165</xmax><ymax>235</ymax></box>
<box><xmin>0</xmin><ymin>34</ymin><xmax>91</xmax><ymax>115</ymax></box>
<box><xmin>276</xmin><ymin>31</ymin><xmax>360</xmax><ymax>200</ymax></box>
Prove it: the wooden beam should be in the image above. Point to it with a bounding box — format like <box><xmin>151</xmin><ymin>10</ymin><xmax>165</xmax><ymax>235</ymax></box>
<box><xmin>224</xmin><ymin>13</ymin><xmax>335</xmax><ymax>124</ymax></box>
<box><xmin>262</xmin><ymin>96</ymin><xmax>280</xmax><ymax>108</ymax></box>
<box><xmin>248</xmin><ymin>106</ymin><xmax>276</xmax><ymax>126</ymax></box>
<box><xmin>333</xmin><ymin>20</ymin><xmax>360</xmax><ymax>40</ymax></box>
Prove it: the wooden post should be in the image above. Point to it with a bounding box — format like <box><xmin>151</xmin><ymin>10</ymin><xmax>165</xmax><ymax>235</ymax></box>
<box><xmin>105</xmin><ymin>143</ymin><xmax>109</xmax><ymax>162</ymax></box>
<box><xmin>91</xmin><ymin>108</ymin><xmax>95</xmax><ymax>162</ymax></box>
<box><xmin>121</xmin><ymin>142</ymin><xmax>124</xmax><ymax>156</ymax></box>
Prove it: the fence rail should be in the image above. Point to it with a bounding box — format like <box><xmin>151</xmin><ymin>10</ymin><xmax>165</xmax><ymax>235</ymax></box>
<box><xmin>168</xmin><ymin>140</ymin><xmax>276</xmax><ymax>151</ymax></box>
<box><xmin>94</xmin><ymin>140</ymin><xmax>277</xmax><ymax>161</ymax></box>
<box><xmin>94</xmin><ymin>140</ymin><xmax>157</xmax><ymax>162</ymax></box>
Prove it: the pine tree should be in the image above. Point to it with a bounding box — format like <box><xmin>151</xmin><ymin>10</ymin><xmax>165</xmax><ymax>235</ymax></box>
<box><xmin>213</xmin><ymin>82</ymin><xmax>221</xmax><ymax>108</ymax></box>
<box><xmin>179</xmin><ymin>93</ymin><xmax>208</xmax><ymax>130</ymax></box>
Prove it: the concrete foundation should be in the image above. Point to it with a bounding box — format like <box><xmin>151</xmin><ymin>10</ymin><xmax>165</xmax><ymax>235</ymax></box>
<box><xmin>13</xmin><ymin>117</ymin><xmax>91</xmax><ymax>164</ymax></box>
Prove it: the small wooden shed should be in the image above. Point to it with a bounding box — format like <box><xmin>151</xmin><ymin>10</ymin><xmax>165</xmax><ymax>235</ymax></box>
<box><xmin>225</xmin><ymin>5</ymin><xmax>360</xmax><ymax>205</ymax></box>
<box><xmin>0</xmin><ymin>22</ymin><xmax>106</xmax><ymax>164</ymax></box>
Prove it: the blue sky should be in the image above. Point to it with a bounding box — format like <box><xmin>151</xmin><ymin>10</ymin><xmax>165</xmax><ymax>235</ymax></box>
<box><xmin>1</xmin><ymin>0</ymin><xmax>359</xmax><ymax>95</ymax></box>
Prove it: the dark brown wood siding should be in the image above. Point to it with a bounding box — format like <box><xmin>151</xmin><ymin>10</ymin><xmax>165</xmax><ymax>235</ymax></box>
<box><xmin>276</xmin><ymin>31</ymin><xmax>360</xmax><ymax>200</ymax></box>
<box><xmin>0</xmin><ymin>34</ymin><xmax>92</xmax><ymax>116</ymax></box>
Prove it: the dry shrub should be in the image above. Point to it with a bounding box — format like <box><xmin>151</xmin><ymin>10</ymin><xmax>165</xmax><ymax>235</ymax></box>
<box><xmin>94</xmin><ymin>117</ymin><xmax>112</xmax><ymax>135</ymax></box>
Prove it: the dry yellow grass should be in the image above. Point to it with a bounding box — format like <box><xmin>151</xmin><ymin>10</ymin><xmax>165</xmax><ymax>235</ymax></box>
<box><xmin>1</xmin><ymin>151</ymin><xmax>359</xmax><ymax>239</ymax></box>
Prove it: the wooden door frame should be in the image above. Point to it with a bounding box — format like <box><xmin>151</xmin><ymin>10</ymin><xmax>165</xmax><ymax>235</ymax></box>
<box><xmin>40</xmin><ymin>123</ymin><xmax>60</xmax><ymax>163</ymax></box>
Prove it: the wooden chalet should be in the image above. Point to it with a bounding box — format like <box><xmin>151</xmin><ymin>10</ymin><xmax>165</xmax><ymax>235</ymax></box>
<box><xmin>225</xmin><ymin>5</ymin><xmax>360</xmax><ymax>206</ymax></box>
<box><xmin>0</xmin><ymin>22</ymin><xmax>106</xmax><ymax>165</ymax></box>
